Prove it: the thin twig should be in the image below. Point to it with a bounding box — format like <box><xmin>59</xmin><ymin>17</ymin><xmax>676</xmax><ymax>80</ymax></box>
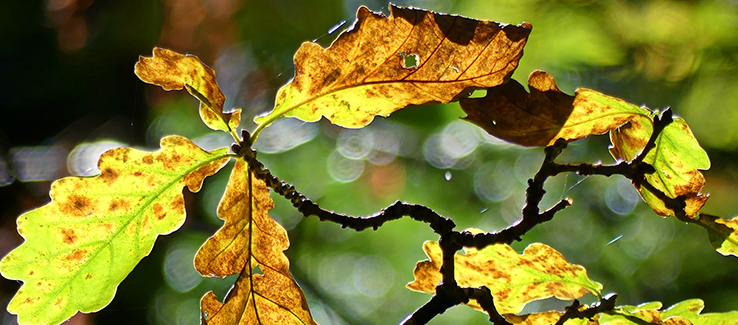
<box><xmin>233</xmin><ymin>110</ymin><xmax>674</xmax><ymax>325</ymax></box>
<box><xmin>555</xmin><ymin>293</ymin><xmax>617</xmax><ymax>325</ymax></box>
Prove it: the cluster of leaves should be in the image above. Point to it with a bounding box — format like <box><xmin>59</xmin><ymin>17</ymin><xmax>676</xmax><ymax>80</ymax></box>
<box><xmin>2</xmin><ymin>4</ymin><xmax>738</xmax><ymax>325</ymax></box>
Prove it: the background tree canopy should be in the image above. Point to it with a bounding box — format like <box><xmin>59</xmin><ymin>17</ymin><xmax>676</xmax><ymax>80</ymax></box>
<box><xmin>2</xmin><ymin>0</ymin><xmax>738</xmax><ymax>324</ymax></box>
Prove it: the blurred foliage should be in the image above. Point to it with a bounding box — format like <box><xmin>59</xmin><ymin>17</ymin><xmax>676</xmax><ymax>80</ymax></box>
<box><xmin>2</xmin><ymin>0</ymin><xmax>738</xmax><ymax>324</ymax></box>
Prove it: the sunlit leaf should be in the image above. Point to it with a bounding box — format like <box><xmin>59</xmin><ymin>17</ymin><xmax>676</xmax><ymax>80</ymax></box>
<box><xmin>253</xmin><ymin>4</ymin><xmax>532</xmax><ymax>135</ymax></box>
<box><xmin>406</xmin><ymin>240</ymin><xmax>602</xmax><ymax>315</ymax></box>
<box><xmin>0</xmin><ymin>136</ymin><xmax>230</xmax><ymax>325</ymax></box>
<box><xmin>609</xmin><ymin>115</ymin><xmax>653</xmax><ymax>162</ymax></box>
<box><xmin>510</xmin><ymin>299</ymin><xmax>738</xmax><ymax>325</ymax></box>
<box><xmin>198</xmin><ymin>160</ymin><xmax>315</xmax><ymax>324</ymax></box>
<box><xmin>610</xmin><ymin>114</ymin><xmax>710</xmax><ymax>218</ymax></box>
<box><xmin>698</xmin><ymin>214</ymin><xmax>738</xmax><ymax>258</ymax></box>
<box><xmin>599</xmin><ymin>301</ymin><xmax>667</xmax><ymax>324</ymax></box>
<box><xmin>460</xmin><ymin>70</ymin><xmax>650</xmax><ymax>147</ymax></box>
<box><xmin>660</xmin><ymin>299</ymin><xmax>738</xmax><ymax>324</ymax></box>
<box><xmin>135</xmin><ymin>47</ymin><xmax>241</xmax><ymax>136</ymax></box>
<box><xmin>505</xmin><ymin>311</ymin><xmax>596</xmax><ymax>325</ymax></box>
<box><xmin>598</xmin><ymin>299</ymin><xmax>738</xmax><ymax>325</ymax></box>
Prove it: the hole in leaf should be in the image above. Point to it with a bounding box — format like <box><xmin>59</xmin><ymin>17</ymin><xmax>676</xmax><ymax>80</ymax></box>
<box><xmin>468</xmin><ymin>89</ymin><xmax>487</xmax><ymax>98</ymax></box>
<box><xmin>253</xmin><ymin>265</ymin><xmax>264</xmax><ymax>275</ymax></box>
<box><xmin>398</xmin><ymin>52</ymin><xmax>420</xmax><ymax>69</ymax></box>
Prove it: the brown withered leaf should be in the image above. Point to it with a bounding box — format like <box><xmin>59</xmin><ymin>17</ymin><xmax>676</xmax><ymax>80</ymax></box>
<box><xmin>197</xmin><ymin>159</ymin><xmax>315</xmax><ymax>324</ymax></box>
<box><xmin>253</xmin><ymin>4</ymin><xmax>532</xmax><ymax>134</ymax></box>
<box><xmin>135</xmin><ymin>48</ymin><xmax>241</xmax><ymax>136</ymax></box>
<box><xmin>461</xmin><ymin>70</ymin><xmax>650</xmax><ymax>147</ymax></box>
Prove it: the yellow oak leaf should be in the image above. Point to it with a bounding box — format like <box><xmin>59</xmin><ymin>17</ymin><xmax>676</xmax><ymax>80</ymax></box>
<box><xmin>699</xmin><ymin>214</ymin><xmax>738</xmax><ymax>258</ymax></box>
<box><xmin>198</xmin><ymin>159</ymin><xmax>316</xmax><ymax>324</ymax></box>
<box><xmin>610</xmin><ymin>114</ymin><xmax>710</xmax><ymax>218</ymax></box>
<box><xmin>253</xmin><ymin>4</ymin><xmax>532</xmax><ymax>137</ymax></box>
<box><xmin>407</xmin><ymin>240</ymin><xmax>602</xmax><ymax>315</ymax></box>
<box><xmin>135</xmin><ymin>47</ymin><xmax>241</xmax><ymax>137</ymax></box>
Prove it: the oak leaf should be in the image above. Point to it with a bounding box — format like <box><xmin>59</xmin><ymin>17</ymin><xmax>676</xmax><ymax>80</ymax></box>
<box><xmin>198</xmin><ymin>159</ymin><xmax>315</xmax><ymax>324</ymax></box>
<box><xmin>135</xmin><ymin>48</ymin><xmax>241</xmax><ymax>137</ymax></box>
<box><xmin>0</xmin><ymin>136</ymin><xmax>230</xmax><ymax>325</ymax></box>
<box><xmin>510</xmin><ymin>299</ymin><xmax>738</xmax><ymax>325</ymax></box>
<box><xmin>505</xmin><ymin>310</ymin><xmax>596</xmax><ymax>325</ymax></box>
<box><xmin>660</xmin><ymin>299</ymin><xmax>738</xmax><ymax>325</ymax></box>
<box><xmin>599</xmin><ymin>301</ymin><xmax>669</xmax><ymax>324</ymax></box>
<box><xmin>610</xmin><ymin>114</ymin><xmax>710</xmax><ymax>218</ymax></box>
<box><xmin>253</xmin><ymin>4</ymin><xmax>532</xmax><ymax>135</ymax></box>
<box><xmin>460</xmin><ymin>70</ymin><xmax>650</xmax><ymax>147</ymax></box>
<box><xmin>699</xmin><ymin>214</ymin><xmax>738</xmax><ymax>258</ymax></box>
<box><xmin>598</xmin><ymin>299</ymin><xmax>738</xmax><ymax>325</ymax></box>
<box><xmin>406</xmin><ymin>240</ymin><xmax>602</xmax><ymax>315</ymax></box>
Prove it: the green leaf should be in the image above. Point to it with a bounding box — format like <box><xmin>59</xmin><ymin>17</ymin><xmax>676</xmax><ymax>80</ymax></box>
<box><xmin>252</xmin><ymin>4</ymin><xmax>532</xmax><ymax>138</ymax></box>
<box><xmin>599</xmin><ymin>302</ymin><xmax>665</xmax><ymax>324</ymax></box>
<box><xmin>0</xmin><ymin>136</ymin><xmax>230</xmax><ymax>325</ymax></box>
<box><xmin>610</xmin><ymin>114</ymin><xmax>710</xmax><ymax>218</ymax></box>
<box><xmin>407</xmin><ymin>240</ymin><xmax>603</xmax><ymax>314</ymax></box>
<box><xmin>135</xmin><ymin>48</ymin><xmax>241</xmax><ymax>139</ymax></box>
<box><xmin>460</xmin><ymin>70</ymin><xmax>650</xmax><ymax>147</ymax></box>
<box><xmin>698</xmin><ymin>214</ymin><xmax>738</xmax><ymax>258</ymax></box>
<box><xmin>598</xmin><ymin>299</ymin><xmax>738</xmax><ymax>325</ymax></box>
<box><xmin>660</xmin><ymin>299</ymin><xmax>738</xmax><ymax>324</ymax></box>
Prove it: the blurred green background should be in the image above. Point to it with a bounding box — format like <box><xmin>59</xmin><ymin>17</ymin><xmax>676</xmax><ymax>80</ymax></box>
<box><xmin>2</xmin><ymin>0</ymin><xmax>738</xmax><ymax>324</ymax></box>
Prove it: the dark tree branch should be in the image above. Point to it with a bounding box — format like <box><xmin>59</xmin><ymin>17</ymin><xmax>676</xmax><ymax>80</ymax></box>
<box><xmin>555</xmin><ymin>293</ymin><xmax>617</xmax><ymax>325</ymax></box>
<box><xmin>235</xmin><ymin>131</ymin><xmax>458</xmax><ymax>236</ymax></box>
<box><xmin>465</xmin><ymin>287</ymin><xmax>512</xmax><ymax>325</ymax></box>
<box><xmin>402</xmin><ymin>286</ymin><xmax>512</xmax><ymax>325</ymax></box>
<box><xmin>232</xmin><ymin>109</ymin><xmax>676</xmax><ymax>324</ymax></box>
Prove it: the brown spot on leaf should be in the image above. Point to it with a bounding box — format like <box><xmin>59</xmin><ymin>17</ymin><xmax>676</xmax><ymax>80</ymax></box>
<box><xmin>142</xmin><ymin>156</ymin><xmax>154</xmax><ymax>164</ymax></box>
<box><xmin>101</xmin><ymin>167</ymin><xmax>119</xmax><ymax>183</ymax></box>
<box><xmin>142</xmin><ymin>214</ymin><xmax>150</xmax><ymax>230</ymax></box>
<box><xmin>100</xmin><ymin>223</ymin><xmax>114</xmax><ymax>232</ymax></box>
<box><xmin>64</xmin><ymin>249</ymin><xmax>87</xmax><ymax>262</ymax></box>
<box><xmin>321</xmin><ymin>69</ymin><xmax>341</xmax><ymax>87</ymax></box>
<box><xmin>166</xmin><ymin>136</ymin><xmax>186</xmax><ymax>147</ymax></box>
<box><xmin>61</xmin><ymin>228</ymin><xmax>78</xmax><ymax>244</ymax></box>
<box><xmin>59</xmin><ymin>194</ymin><xmax>94</xmax><ymax>218</ymax></box>
<box><xmin>171</xmin><ymin>197</ymin><xmax>185</xmax><ymax>215</ymax></box>
<box><xmin>171</xmin><ymin>153</ymin><xmax>183</xmax><ymax>164</ymax></box>
<box><xmin>153</xmin><ymin>203</ymin><xmax>165</xmax><ymax>220</ymax></box>
<box><xmin>86</xmin><ymin>273</ymin><xmax>93</xmax><ymax>279</ymax></box>
<box><xmin>495</xmin><ymin>288</ymin><xmax>511</xmax><ymax>302</ymax></box>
